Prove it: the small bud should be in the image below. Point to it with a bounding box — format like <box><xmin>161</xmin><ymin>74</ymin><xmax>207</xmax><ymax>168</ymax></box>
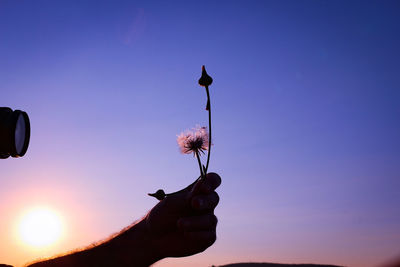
<box><xmin>148</xmin><ymin>189</ymin><xmax>166</xmax><ymax>200</ymax></box>
<box><xmin>198</xmin><ymin>65</ymin><xmax>213</xmax><ymax>87</ymax></box>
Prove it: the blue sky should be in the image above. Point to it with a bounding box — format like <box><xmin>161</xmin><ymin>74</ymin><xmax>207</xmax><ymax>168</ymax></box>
<box><xmin>1</xmin><ymin>1</ymin><xmax>399</xmax><ymax>266</ymax></box>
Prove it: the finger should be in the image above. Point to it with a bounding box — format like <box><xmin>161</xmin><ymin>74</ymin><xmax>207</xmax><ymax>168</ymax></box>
<box><xmin>162</xmin><ymin>173</ymin><xmax>221</xmax><ymax>212</ymax></box>
<box><xmin>184</xmin><ymin>230</ymin><xmax>217</xmax><ymax>250</ymax></box>
<box><xmin>191</xmin><ymin>192</ymin><xmax>220</xmax><ymax>211</ymax></box>
<box><xmin>177</xmin><ymin>214</ymin><xmax>218</xmax><ymax>231</ymax></box>
<box><xmin>190</xmin><ymin>172</ymin><xmax>221</xmax><ymax>196</ymax></box>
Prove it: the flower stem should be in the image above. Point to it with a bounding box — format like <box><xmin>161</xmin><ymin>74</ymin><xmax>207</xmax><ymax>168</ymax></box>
<box><xmin>195</xmin><ymin>151</ymin><xmax>205</xmax><ymax>180</ymax></box>
<box><xmin>204</xmin><ymin>85</ymin><xmax>212</xmax><ymax>174</ymax></box>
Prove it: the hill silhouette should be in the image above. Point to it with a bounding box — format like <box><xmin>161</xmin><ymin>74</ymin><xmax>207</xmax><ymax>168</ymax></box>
<box><xmin>216</xmin><ymin>263</ymin><xmax>343</xmax><ymax>267</ymax></box>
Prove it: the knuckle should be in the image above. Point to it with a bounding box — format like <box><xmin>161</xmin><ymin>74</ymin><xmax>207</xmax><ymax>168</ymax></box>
<box><xmin>209</xmin><ymin>214</ymin><xmax>218</xmax><ymax>227</ymax></box>
<box><xmin>210</xmin><ymin>172</ymin><xmax>222</xmax><ymax>186</ymax></box>
<box><xmin>213</xmin><ymin>215</ymin><xmax>219</xmax><ymax>226</ymax></box>
<box><xmin>213</xmin><ymin>192</ymin><xmax>220</xmax><ymax>205</ymax></box>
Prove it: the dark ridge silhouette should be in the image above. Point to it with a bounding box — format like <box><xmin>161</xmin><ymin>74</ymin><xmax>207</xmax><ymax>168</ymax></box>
<box><xmin>215</xmin><ymin>263</ymin><xmax>344</xmax><ymax>267</ymax></box>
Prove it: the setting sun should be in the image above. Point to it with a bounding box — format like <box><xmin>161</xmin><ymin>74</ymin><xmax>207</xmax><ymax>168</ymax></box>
<box><xmin>18</xmin><ymin>207</ymin><xmax>63</xmax><ymax>247</ymax></box>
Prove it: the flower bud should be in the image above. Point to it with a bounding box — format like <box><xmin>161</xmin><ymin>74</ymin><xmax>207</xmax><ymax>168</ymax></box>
<box><xmin>148</xmin><ymin>189</ymin><xmax>166</xmax><ymax>200</ymax></box>
<box><xmin>198</xmin><ymin>65</ymin><xmax>213</xmax><ymax>87</ymax></box>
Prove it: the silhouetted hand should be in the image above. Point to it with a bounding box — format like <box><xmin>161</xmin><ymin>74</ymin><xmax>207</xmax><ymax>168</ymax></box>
<box><xmin>146</xmin><ymin>172</ymin><xmax>221</xmax><ymax>258</ymax></box>
<box><xmin>25</xmin><ymin>174</ymin><xmax>221</xmax><ymax>267</ymax></box>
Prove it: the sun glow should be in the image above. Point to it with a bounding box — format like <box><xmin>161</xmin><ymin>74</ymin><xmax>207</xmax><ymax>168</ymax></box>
<box><xmin>18</xmin><ymin>207</ymin><xmax>63</xmax><ymax>247</ymax></box>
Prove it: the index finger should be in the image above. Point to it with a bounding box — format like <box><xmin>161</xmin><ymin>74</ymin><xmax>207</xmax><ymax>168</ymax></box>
<box><xmin>190</xmin><ymin>172</ymin><xmax>221</xmax><ymax>196</ymax></box>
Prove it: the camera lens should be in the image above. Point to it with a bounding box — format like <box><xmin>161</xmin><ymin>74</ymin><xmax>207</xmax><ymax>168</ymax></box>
<box><xmin>0</xmin><ymin>107</ymin><xmax>30</xmax><ymax>159</ymax></box>
<box><xmin>15</xmin><ymin>113</ymin><xmax>28</xmax><ymax>155</ymax></box>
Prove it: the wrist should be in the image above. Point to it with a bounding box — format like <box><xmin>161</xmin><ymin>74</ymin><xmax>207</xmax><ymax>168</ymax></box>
<box><xmin>103</xmin><ymin>218</ymin><xmax>162</xmax><ymax>266</ymax></box>
<box><xmin>74</xmin><ymin>218</ymin><xmax>163</xmax><ymax>267</ymax></box>
<box><xmin>131</xmin><ymin>218</ymin><xmax>163</xmax><ymax>265</ymax></box>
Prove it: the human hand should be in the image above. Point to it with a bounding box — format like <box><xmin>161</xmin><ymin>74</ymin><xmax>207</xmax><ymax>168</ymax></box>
<box><xmin>145</xmin><ymin>172</ymin><xmax>221</xmax><ymax>259</ymax></box>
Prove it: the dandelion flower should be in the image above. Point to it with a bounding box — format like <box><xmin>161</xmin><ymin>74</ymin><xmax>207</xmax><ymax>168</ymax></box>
<box><xmin>177</xmin><ymin>126</ymin><xmax>209</xmax><ymax>155</ymax></box>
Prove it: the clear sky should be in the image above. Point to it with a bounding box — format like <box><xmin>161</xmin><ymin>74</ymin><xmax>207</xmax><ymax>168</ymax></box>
<box><xmin>1</xmin><ymin>1</ymin><xmax>399</xmax><ymax>266</ymax></box>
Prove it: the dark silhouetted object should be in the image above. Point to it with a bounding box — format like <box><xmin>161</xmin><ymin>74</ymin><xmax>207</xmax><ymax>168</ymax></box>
<box><xmin>0</xmin><ymin>107</ymin><xmax>30</xmax><ymax>159</ymax></box>
<box><xmin>198</xmin><ymin>65</ymin><xmax>213</xmax><ymax>87</ymax></box>
<box><xmin>148</xmin><ymin>189</ymin><xmax>166</xmax><ymax>200</ymax></box>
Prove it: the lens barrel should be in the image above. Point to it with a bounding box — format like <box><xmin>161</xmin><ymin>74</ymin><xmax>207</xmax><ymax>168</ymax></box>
<box><xmin>0</xmin><ymin>107</ymin><xmax>31</xmax><ymax>159</ymax></box>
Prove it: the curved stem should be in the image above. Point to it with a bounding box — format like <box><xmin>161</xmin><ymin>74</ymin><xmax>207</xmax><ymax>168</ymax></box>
<box><xmin>205</xmin><ymin>85</ymin><xmax>212</xmax><ymax>174</ymax></box>
<box><xmin>195</xmin><ymin>151</ymin><xmax>205</xmax><ymax>180</ymax></box>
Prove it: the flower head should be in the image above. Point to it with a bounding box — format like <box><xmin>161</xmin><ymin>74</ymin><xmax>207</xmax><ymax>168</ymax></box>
<box><xmin>198</xmin><ymin>65</ymin><xmax>213</xmax><ymax>87</ymax></box>
<box><xmin>177</xmin><ymin>126</ymin><xmax>209</xmax><ymax>155</ymax></box>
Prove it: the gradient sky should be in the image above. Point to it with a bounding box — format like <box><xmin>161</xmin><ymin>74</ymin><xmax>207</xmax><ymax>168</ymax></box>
<box><xmin>1</xmin><ymin>1</ymin><xmax>400</xmax><ymax>266</ymax></box>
